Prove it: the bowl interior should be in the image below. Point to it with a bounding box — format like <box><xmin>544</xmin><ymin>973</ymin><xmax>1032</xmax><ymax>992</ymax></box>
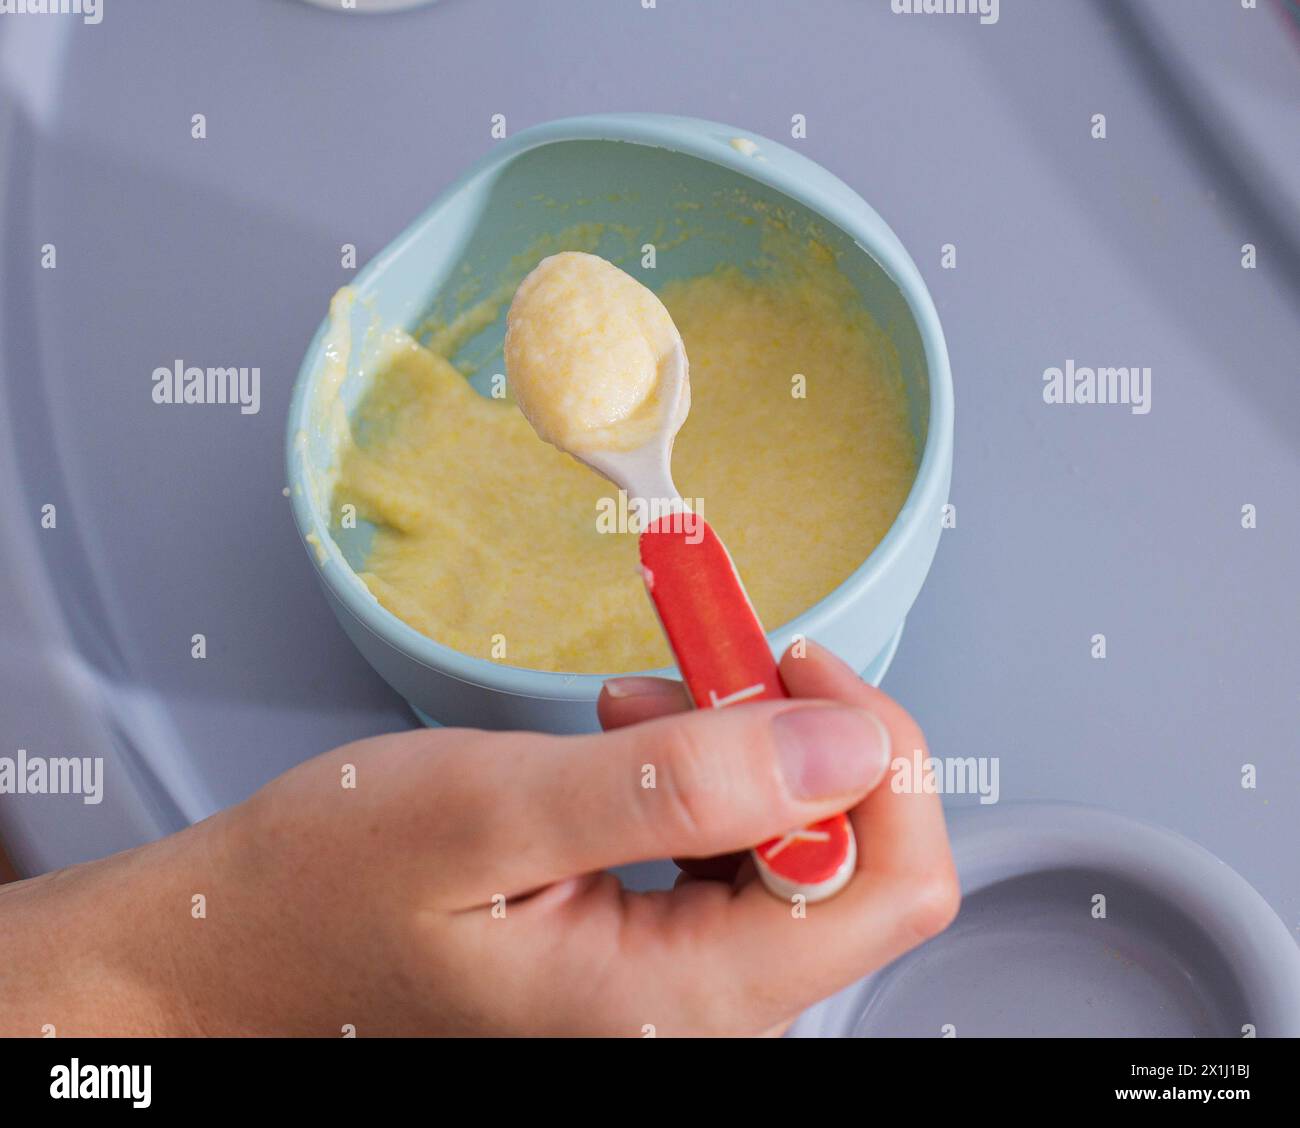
<box><xmin>788</xmin><ymin>804</ymin><xmax>1300</xmax><ymax>1038</ymax></box>
<box><xmin>301</xmin><ymin>138</ymin><xmax>931</xmax><ymax>581</ymax></box>
<box><xmin>849</xmin><ymin>869</ymin><xmax>1251</xmax><ymax>1037</ymax></box>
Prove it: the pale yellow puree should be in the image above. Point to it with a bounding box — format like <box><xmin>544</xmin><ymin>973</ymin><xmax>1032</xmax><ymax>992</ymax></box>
<box><xmin>504</xmin><ymin>251</ymin><xmax>687</xmax><ymax>455</ymax></box>
<box><xmin>332</xmin><ymin>238</ymin><xmax>916</xmax><ymax>674</ymax></box>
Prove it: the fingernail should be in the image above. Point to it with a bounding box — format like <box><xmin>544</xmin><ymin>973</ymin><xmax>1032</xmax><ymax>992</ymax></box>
<box><xmin>604</xmin><ymin>676</ymin><xmax>683</xmax><ymax>700</ymax></box>
<box><xmin>773</xmin><ymin>707</ymin><xmax>891</xmax><ymax>800</ymax></box>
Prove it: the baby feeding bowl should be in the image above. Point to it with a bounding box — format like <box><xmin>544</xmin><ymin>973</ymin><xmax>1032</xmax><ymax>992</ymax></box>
<box><xmin>286</xmin><ymin>114</ymin><xmax>954</xmax><ymax>733</ymax></box>
<box><xmin>790</xmin><ymin>804</ymin><xmax>1300</xmax><ymax>1037</ymax></box>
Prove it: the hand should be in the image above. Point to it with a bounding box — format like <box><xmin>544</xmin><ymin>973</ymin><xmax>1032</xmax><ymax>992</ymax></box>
<box><xmin>0</xmin><ymin>640</ymin><xmax>958</xmax><ymax>1036</ymax></box>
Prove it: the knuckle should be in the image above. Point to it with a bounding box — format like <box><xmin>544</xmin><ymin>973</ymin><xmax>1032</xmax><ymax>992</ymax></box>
<box><xmin>649</xmin><ymin>722</ymin><xmax>730</xmax><ymax>850</ymax></box>
<box><xmin>902</xmin><ymin>864</ymin><xmax>962</xmax><ymax>944</ymax></box>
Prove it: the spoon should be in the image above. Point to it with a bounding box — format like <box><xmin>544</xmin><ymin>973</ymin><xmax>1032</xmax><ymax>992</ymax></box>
<box><xmin>507</xmin><ymin>255</ymin><xmax>857</xmax><ymax>904</ymax></box>
<box><xmin>609</xmin><ymin>337</ymin><xmax>856</xmax><ymax>904</ymax></box>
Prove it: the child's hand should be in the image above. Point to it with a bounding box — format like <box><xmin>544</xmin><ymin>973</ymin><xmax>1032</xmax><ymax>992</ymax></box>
<box><xmin>0</xmin><ymin>641</ymin><xmax>958</xmax><ymax>1036</ymax></box>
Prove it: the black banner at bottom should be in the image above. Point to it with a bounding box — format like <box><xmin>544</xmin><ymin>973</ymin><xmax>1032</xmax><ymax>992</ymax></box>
<box><xmin>0</xmin><ymin>1035</ymin><xmax>1290</xmax><ymax>1114</ymax></box>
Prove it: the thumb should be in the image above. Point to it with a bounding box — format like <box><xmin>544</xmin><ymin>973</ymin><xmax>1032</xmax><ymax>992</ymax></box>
<box><xmin>439</xmin><ymin>699</ymin><xmax>892</xmax><ymax>901</ymax></box>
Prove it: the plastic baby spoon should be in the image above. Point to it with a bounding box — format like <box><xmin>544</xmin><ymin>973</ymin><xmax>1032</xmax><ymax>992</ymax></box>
<box><xmin>505</xmin><ymin>252</ymin><xmax>857</xmax><ymax>903</ymax></box>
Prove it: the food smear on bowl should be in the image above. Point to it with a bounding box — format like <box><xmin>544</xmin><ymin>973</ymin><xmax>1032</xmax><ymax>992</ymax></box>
<box><xmin>330</xmin><ymin>232</ymin><xmax>917</xmax><ymax>674</ymax></box>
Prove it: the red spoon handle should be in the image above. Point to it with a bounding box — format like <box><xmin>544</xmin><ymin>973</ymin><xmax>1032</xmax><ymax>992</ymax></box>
<box><xmin>638</xmin><ymin>515</ymin><xmax>856</xmax><ymax>903</ymax></box>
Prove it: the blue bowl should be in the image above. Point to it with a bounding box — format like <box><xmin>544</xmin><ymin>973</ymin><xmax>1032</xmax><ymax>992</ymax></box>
<box><xmin>286</xmin><ymin>114</ymin><xmax>954</xmax><ymax>732</ymax></box>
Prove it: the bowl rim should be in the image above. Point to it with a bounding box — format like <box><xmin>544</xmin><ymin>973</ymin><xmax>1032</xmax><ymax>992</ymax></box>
<box><xmin>286</xmin><ymin>112</ymin><xmax>955</xmax><ymax>700</ymax></box>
